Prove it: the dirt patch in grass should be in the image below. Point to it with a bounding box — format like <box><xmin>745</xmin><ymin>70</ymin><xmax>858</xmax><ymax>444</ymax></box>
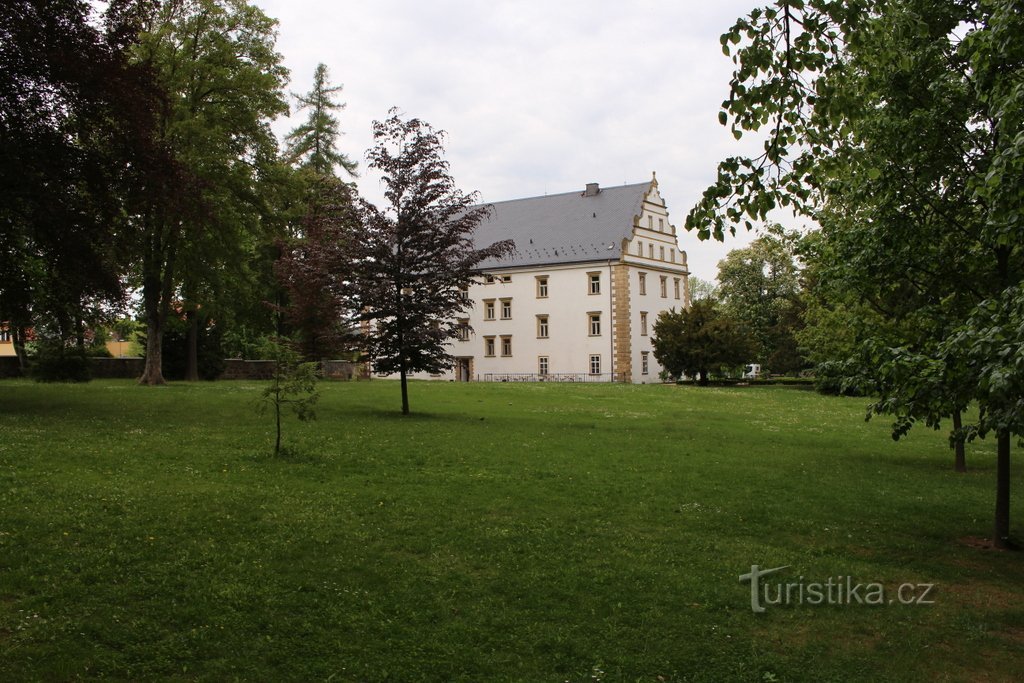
<box><xmin>957</xmin><ymin>535</ymin><xmax>1014</xmax><ymax>552</ymax></box>
<box><xmin>944</xmin><ymin>580</ymin><xmax>1021</xmax><ymax>612</ymax></box>
<box><xmin>1000</xmin><ymin>627</ymin><xmax>1024</xmax><ymax>647</ymax></box>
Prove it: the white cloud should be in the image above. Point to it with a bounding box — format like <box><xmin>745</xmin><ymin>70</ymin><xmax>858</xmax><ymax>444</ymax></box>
<box><xmin>253</xmin><ymin>0</ymin><xmax>784</xmax><ymax>281</ymax></box>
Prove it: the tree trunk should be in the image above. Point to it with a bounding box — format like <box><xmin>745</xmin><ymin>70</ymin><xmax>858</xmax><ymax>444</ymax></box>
<box><xmin>400</xmin><ymin>366</ymin><xmax>410</xmax><ymax>415</ymax></box>
<box><xmin>952</xmin><ymin>409</ymin><xmax>967</xmax><ymax>473</ymax></box>
<box><xmin>274</xmin><ymin>394</ymin><xmax>281</xmax><ymax>457</ymax></box>
<box><xmin>698</xmin><ymin>369</ymin><xmax>710</xmax><ymax>387</ymax></box>
<box><xmin>184</xmin><ymin>308</ymin><xmax>199</xmax><ymax>381</ymax></box>
<box><xmin>13</xmin><ymin>326</ymin><xmax>28</xmax><ymax>372</ymax></box>
<box><xmin>140</xmin><ymin>319</ymin><xmax>165</xmax><ymax>385</ymax></box>
<box><xmin>138</xmin><ymin>211</ymin><xmax>178</xmax><ymax>386</ymax></box>
<box><xmin>139</xmin><ymin>273</ymin><xmax>166</xmax><ymax>385</ymax></box>
<box><xmin>75</xmin><ymin>317</ymin><xmax>86</xmax><ymax>355</ymax></box>
<box><xmin>994</xmin><ymin>430</ymin><xmax>1012</xmax><ymax>549</ymax></box>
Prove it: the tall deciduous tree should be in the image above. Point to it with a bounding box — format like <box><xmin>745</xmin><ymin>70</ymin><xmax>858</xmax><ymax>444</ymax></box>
<box><xmin>132</xmin><ymin>0</ymin><xmax>288</xmax><ymax>385</ymax></box>
<box><xmin>285</xmin><ymin>63</ymin><xmax>358</xmax><ymax>178</ymax></box>
<box><xmin>0</xmin><ymin>0</ymin><xmax>161</xmax><ymax>371</ymax></box>
<box><xmin>689</xmin><ymin>0</ymin><xmax>1023</xmax><ymax>547</ymax></box>
<box><xmin>687</xmin><ymin>276</ymin><xmax>720</xmax><ymax>303</ymax></box>
<box><xmin>352</xmin><ymin>110</ymin><xmax>513</xmax><ymax>414</ymax></box>
<box><xmin>716</xmin><ymin>231</ymin><xmax>804</xmax><ymax>373</ymax></box>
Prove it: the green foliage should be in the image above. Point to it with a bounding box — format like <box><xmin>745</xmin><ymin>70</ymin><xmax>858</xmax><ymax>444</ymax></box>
<box><xmin>284</xmin><ymin>63</ymin><xmax>358</xmax><ymax>177</ymax></box>
<box><xmin>716</xmin><ymin>230</ymin><xmax>805</xmax><ymax>373</ymax></box>
<box><xmin>132</xmin><ymin>0</ymin><xmax>289</xmax><ymax>385</ymax></box>
<box><xmin>0</xmin><ymin>0</ymin><xmax>153</xmax><ymax>358</ymax></box>
<box><xmin>687</xmin><ymin>275</ymin><xmax>720</xmax><ymax>303</ymax></box>
<box><xmin>651</xmin><ymin>301</ymin><xmax>754</xmax><ymax>385</ymax></box>
<box><xmin>31</xmin><ymin>341</ymin><xmax>92</xmax><ymax>383</ymax></box>
<box><xmin>693</xmin><ymin>0</ymin><xmax>1024</xmax><ymax>543</ymax></box>
<box><xmin>943</xmin><ymin>286</ymin><xmax>1024</xmax><ymax>441</ymax></box>
<box><xmin>220</xmin><ymin>327</ymin><xmax>282</xmax><ymax>360</ymax></box>
<box><xmin>256</xmin><ymin>340</ymin><xmax>319</xmax><ymax>457</ymax></box>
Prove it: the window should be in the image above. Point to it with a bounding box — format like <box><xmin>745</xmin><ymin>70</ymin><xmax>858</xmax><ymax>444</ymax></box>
<box><xmin>589</xmin><ymin>313</ymin><xmax>601</xmax><ymax>337</ymax></box>
<box><xmin>641</xmin><ymin>311</ymin><xmax>648</xmax><ymax>336</ymax></box>
<box><xmin>485</xmin><ymin>275</ymin><xmax>495</xmax><ymax>284</ymax></box>
<box><xmin>457</xmin><ymin>319</ymin><xmax>470</xmax><ymax>341</ymax></box>
<box><xmin>536</xmin><ymin>276</ymin><xmax>549</xmax><ymax>298</ymax></box>
<box><xmin>537</xmin><ymin>315</ymin><xmax>549</xmax><ymax>338</ymax></box>
<box><xmin>539</xmin><ymin>356</ymin><xmax>549</xmax><ymax>375</ymax></box>
<box><xmin>483</xmin><ymin>299</ymin><xmax>495</xmax><ymax>321</ymax></box>
<box><xmin>648</xmin><ymin>215</ymin><xmax>653</xmax><ymax>229</ymax></box>
<box><xmin>484</xmin><ymin>336</ymin><xmax>496</xmax><ymax>356</ymax></box>
<box><xmin>636</xmin><ymin>241</ymin><xmax>643</xmax><ymax>256</ymax></box>
<box><xmin>589</xmin><ymin>354</ymin><xmax>602</xmax><ymax>375</ymax></box>
<box><xmin>588</xmin><ymin>272</ymin><xmax>601</xmax><ymax>295</ymax></box>
<box><xmin>638</xmin><ymin>272</ymin><xmax>647</xmax><ymax>295</ymax></box>
<box><xmin>501</xmin><ymin>335</ymin><xmax>512</xmax><ymax>357</ymax></box>
<box><xmin>674</xmin><ymin>278</ymin><xmax>681</xmax><ymax>300</ymax></box>
<box><xmin>0</xmin><ymin>328</ymin><xmax>10</xmax><ymax>343</ymax></box>
<box><xmin>670</xmin><ymin>250</ymin><xmax>676</xmax><ymax>263</ymax></box>
<box><xmin>660</xmin><ymin>246</ymin><xmax>665</xmax><ymax>261</ymax></box>
<box><xmin>642</xmin><ymin>351</ymin><xmax>650</xmax><ymax>375</ymax></box>
<box><xmin>660</xmin><ymin>276</ymin><xmax>668</xmax><ymax>298</ymax></box>
<box><xmin>458</xmin><ymin>285</ymin><xmax>469</xmax><ymax>301</ymax></box>
<box><xmin>500</xmin><ymin>298</ymin><xmax>512</xmax><ymax>320</ymax></box>
<box><xmin>659</xmin><ymin>218</ymin><xmax>664</xmax><ymax>231</ymax></box>
<box><xmin>500</xmin><ymin>275</ymin><xmax>512</xmax><ymax>283</ymax></box>
<box><xmin>648</xmin><ymin>244</ymin><xmax>654</xmax><ymax>259</ymax></box>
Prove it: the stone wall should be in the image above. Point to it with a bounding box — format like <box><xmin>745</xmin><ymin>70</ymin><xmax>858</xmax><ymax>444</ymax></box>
<box><xmin>220</xmin><ymin>359</ymin><xmax>277</xmax><ymax>380</ymax></box>
<box><xmin>322</xmin><ymin>360</ymin><xmax>369</xmax><ymax>381</ymax></box>
<box><xmin>0</xmin><ymin>356</ymin><xmax>367</xmax><ymax>381</ymax></box>
<box><xmin>90</xmin><ymin>357</ymin><xmax>145</xmax><ymax>379</ymax></box>
<box><xmin>221</xmin><ymin>359</ymin><xmax>367</xmax><ymax>381</ymax></box>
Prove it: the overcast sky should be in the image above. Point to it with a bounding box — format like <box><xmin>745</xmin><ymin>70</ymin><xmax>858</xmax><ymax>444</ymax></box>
<box><xmin>251</xmin><ymin>0</ymin><xmax>801</xmax><ymax>281</ymax></box>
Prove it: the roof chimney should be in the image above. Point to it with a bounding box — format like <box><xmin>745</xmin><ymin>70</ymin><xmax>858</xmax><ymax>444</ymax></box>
<box><xmin>584</xmin><ymin>182</ymin><xmax>600</xmax><ymax>197</ymax></box>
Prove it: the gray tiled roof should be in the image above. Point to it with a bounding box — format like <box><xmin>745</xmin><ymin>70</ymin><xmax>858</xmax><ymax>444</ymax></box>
<box><xmin>472</xmin><ymin>182</ymin><xmax>650</xmax><ymax>269</ymax></box>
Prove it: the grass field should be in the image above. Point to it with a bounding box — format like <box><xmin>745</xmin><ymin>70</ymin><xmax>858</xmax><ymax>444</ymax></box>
<box><xmin>1</xmin><ymin>379</ymin><xmax>1022</xmax><ymax>681</ymax></box>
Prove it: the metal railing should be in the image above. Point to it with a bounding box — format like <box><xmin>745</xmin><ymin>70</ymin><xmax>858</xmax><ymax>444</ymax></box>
<box><xmin>482</xmin><ymin>372</ymin><xmax>627</xmax><ymax>383</ymax></box>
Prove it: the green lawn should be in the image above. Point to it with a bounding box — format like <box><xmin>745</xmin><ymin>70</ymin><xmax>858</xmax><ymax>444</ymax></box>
<box><xmin>0</xmin><ymin>379</ymin><xmax>1022</xmax><ymax>681</ymax></box>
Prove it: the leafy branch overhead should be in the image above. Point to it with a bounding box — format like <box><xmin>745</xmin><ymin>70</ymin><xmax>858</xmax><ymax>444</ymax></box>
<box><xmin>692</xmin><ymin>0</ymin><xmax>1023</xmax><ymax>547</ymax></box>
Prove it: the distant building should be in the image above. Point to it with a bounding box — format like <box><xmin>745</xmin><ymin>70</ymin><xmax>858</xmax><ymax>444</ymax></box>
<box><xmin>399</xmin><ymin>174</ymin><xmax>691</xmax><ymax>383</ymax></box>
<box><xmin>0</xmin><ymin>326</ymin><xmax>12</xmax><ymax>356</ymax></box>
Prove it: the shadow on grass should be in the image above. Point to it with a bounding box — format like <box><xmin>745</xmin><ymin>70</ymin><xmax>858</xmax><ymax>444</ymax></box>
<box><xmin>345</xmin><ymin>404</ymin><xmax>491</xmax><ymax>424</ymax></box>
<box><xmin>862</xmin><ymin>448</ymin><xmax>996</xmax><ymax>474</ymax></box>
<box><xmin>242</xmin><ymin>445</ymin><xmax>328</xmax><ymax>465</ymax></box>
<box><xmin>674</xmin><ymin>381</ymin><xmax>818</xmax><ymax>391</ymax></box>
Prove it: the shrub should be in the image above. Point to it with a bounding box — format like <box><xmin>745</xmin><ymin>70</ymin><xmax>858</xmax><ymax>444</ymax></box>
<box><xmin>32</xmin><ymin>342</ymin><xmax>91</xmax><ymax>382</ymax></box>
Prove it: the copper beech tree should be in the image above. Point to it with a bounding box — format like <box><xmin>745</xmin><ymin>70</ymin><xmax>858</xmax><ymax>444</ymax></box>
<box><xmin>350</xmin><ymin>110</ymin><xmax>513</xmax><ymax>414</ymax></box>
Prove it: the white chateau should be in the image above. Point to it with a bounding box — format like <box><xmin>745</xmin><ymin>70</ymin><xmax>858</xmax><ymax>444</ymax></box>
<box><xmin>408</xmin><ymin>174</ymin><xmax>691</xmax><ymax>383</ymax></box>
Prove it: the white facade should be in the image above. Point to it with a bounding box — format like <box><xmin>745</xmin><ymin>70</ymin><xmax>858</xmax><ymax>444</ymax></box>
<box><xmin>391</xmin><ymin>176</ymin><xmax>691</xmax><ymax>384</ymax></box>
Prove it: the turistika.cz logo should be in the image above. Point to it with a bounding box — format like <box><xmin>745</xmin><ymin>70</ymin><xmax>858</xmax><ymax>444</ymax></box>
<box><xmin>739</xmin><ymin>565</ymin><xmax>936</xmax><ymax>613</ymax></box>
